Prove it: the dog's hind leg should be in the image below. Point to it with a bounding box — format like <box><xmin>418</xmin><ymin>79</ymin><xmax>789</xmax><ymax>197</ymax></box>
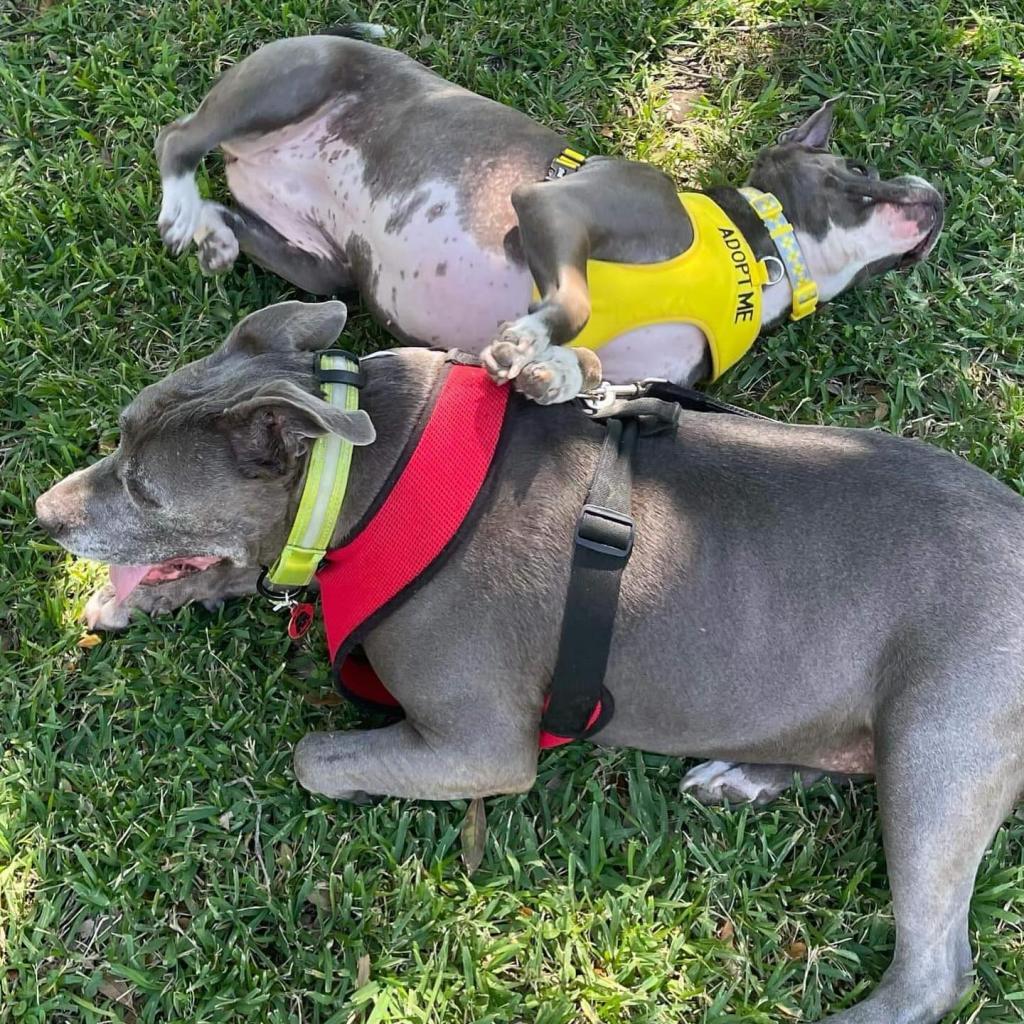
<box><xmin>154</xmin><ymin>36</ymin><xmax>358</xmax><ymax>289</ymax></box>
<box><xmin>822</xmin><ymin>682</ymin><xmax>1023</xmax><ymax>1024</ymax></box>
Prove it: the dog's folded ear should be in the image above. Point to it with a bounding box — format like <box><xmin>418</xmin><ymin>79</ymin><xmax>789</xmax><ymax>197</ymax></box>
<box><xmin>222</xmin><ymin>300</ymin><xmax>349</xmax><ymax>356</ymax></box>
<box><xmin>777</xmin><ymin>97</ymin><xmax>840</xmax><ymax>149</ymax></box>
<box><xmin>221</xmin><ymin>381</ymin><xmax>375</xmax><ymax>479</ymax></box>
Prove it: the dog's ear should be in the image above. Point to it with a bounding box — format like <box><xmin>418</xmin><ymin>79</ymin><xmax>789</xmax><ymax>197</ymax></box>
<box><xmin>222</xmin><ymin>381</ymin><xmax>375</xmax><ymax>479</ymax></box>
<box><xmin>777</xmin><ymin>97</ymin><xmax>839</xmax><ymax>149</ymax></box>
<box><xmin>222</xmin><ymin>300</ymin><xmax>349</xmax><ymax>357</ymax></box>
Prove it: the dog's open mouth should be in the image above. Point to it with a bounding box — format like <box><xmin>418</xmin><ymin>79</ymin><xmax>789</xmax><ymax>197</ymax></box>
<box><xmin>110</xmin><ymin>556</ymin><xmax>223</xmax><ymax>603</ymax></box>
<box><xmin>899</xmin><ymin>202</ymin><xmax>943</xmax><ymax>265</ymax></box>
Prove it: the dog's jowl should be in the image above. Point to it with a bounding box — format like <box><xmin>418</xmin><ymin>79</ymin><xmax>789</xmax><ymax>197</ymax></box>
<box><xmin>37</xmin><ymin>300</ymin><xmax>1024</xmax><ymax>1024</ymax></box>
<box><xmin>155</xmin><ymin>35</ymin><xmax>943</xmax><ymax>403</ymax></box>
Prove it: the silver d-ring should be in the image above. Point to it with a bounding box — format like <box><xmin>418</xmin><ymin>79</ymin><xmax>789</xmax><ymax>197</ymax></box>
<box><xmin>256</xmin><ymin>566</ymin><xmax>301</xmax><ymax>605</ymax></box>
<box><xmin>761</xmin><ymin>255</ymin><xmax>785</xmax><ymax>286</ymax></box>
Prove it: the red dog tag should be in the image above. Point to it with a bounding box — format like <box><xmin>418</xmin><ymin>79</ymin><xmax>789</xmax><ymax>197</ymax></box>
<box><xmin>287</xmin><ymin>602</ymin><xmax>316</xmax><ymax>641</ymax></box>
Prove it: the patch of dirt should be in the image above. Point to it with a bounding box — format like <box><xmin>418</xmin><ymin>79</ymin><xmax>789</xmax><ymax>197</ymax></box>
<box><xmin>666</xmin><ymin>21</ymin><xmax>811</xmax><ymax>98</ymax></box>
<box><xmin>653</xmin><ymin>20</ymin><xmax>825</xmax><ymax>178</ymax></box>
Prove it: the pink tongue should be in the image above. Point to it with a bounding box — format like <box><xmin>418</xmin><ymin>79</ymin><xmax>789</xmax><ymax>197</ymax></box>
<box><xmin>110</xmin><ymin>564</ymin><xmax>154</xmax><ymax>603</ymax></box>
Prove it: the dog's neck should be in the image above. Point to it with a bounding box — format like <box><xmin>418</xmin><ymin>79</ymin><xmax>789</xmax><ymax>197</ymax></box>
<box><xmin>270</xmin><ymin>350</ymin><xmax>444</xmax><ymax>567</ymax></box>
<box><xmin>705</xmin><ymin>186</ymin><xmax>812</xmax><ymax>332</ymax></box>
<box><xmin>327</xmin><ymin>349</ymin><xmax>446</xmax><ymax>546</ymax></box>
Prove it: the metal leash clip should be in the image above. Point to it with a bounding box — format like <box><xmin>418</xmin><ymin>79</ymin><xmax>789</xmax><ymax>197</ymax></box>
<box><xmin>577</xmin><ymin>379</ymin><xmax>669</xmax><ymax>417</ymax></box>
<box><xmin>256</xmin><ymin>567</ymin><xmax>302</xmax><ymax>612</ymax></box>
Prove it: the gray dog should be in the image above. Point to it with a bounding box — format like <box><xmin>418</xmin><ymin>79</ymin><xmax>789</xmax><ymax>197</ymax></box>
<box><xmin>155</xmin><ymin>34</ymin><xmax>943</xmax><ymax>403</ymax></box>
<box><xmin>36</xmin><ymin>300</ymin><xmax>1024</xmax><ymax>1024</ymax></box>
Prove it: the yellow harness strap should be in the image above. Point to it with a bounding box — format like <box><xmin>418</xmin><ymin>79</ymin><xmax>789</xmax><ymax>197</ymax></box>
<box><xmin>265</xmin><ymin>351</ymin><xmax>360</xmax><ymax>589</ymax></box>
<box><xmin>562</xmin><ymin>192</ymin><xmax>770</xmax><ymax>380</ymax></box>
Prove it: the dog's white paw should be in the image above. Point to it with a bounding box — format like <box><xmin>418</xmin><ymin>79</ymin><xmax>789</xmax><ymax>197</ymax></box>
<box><xmin>515</xmin><ymin>346</ymin><xmax>585</xmax><ymax>404</ymax></box>
<box><xmin>481</xmin><ymin>314</ymin><xmax>552</xmax><ymax>384</ymax></box>
<box><xmin>83</xmin><ymin>583</ymin><xmax>133</xmax><ymax>632</ymax></box>
<box><xmin>158</xmin><ymin>174</ymin><xmax>204</xmax><ymax>255</ymax></box>
<box><xmin>680</xmin><ymin>760</ymin><xmax>789</xmax><ymax>806</ymax></box>
<box><xmin>195</xmin><ymin>205</ymin><xmax>240</xmax><ymax>275</ymax></box>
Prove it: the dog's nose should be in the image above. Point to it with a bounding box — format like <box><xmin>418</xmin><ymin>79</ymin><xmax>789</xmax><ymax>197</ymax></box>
<box><xmin>35</xmin><ymin>490</ymin><xmax>69</xmax><ymax>538</ymax></box>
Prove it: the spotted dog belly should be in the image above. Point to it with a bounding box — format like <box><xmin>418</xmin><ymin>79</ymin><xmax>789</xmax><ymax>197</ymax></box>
<box><xmin>222</xmin><ymin>111</ymin><xmax>714</xmax><ymax>374</ymax></box>
<box><xmin>223</xmin><ymin>106</ymin><xmax>533</xmax><ymax>348</ymax></box>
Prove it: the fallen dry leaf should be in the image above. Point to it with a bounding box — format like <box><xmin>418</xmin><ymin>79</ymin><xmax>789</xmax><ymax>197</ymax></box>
<box><xmin>716</xmin><ymin>918</ymin><xmax>735</xmax><ymax>943</ymax></box>
<box><xmin>98</xmin><ymin>975</ymin><xmax>137</xmax><ymax>1023</ymax></box>
<box><xmin>306</xmin><ymin>883</ymin><xmax>331</xmax><ymax>912</ymax></box>
<box><xmin>460</xmin><ymin>797</ymin><xmax>487</xmax><ymax>875</ymax></box>
<box><xmin>356</xmin><ymin>953</ymin><xmax>371</xmax><ymax>988</ymax></box>
<box><xmin>78</xmin><ymin>633</ymin><xmax>102</xmax><ymax>649</ymax></box>
<box><xmin>302</xmin><ymin>690</ymin><xmax>345</xmax><ymax>707</ymax></box>
<box><xmin>786</xmin><ymin>940</ymin><xmax>808</xmax><ymax>960</ymax></box>
<box><xmin>666</xmin><ymin>88</ymin><xmax>702</xmax><ymax>123</ymax></box>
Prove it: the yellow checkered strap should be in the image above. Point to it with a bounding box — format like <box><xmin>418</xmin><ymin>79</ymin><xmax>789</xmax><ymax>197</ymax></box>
<box><xmin>264</xmin><ymin>350</ymin><xmax>361</xmax><ymax>590</ymax></box>
<box><xmin>739</xmin><ymin>187</ymin><xmax>819</xmax><ymax>321</ymax></box>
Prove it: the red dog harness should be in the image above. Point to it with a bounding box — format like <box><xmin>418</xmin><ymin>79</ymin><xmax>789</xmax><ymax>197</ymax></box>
<box><xmin>274</xmin><ymin>356</ymin><xmax>762</xmax><ymax>749</ymax></box>
<box><xmin>317</xmin><ymin>359</ymin><xmax>610</xmax><ymax>748</ymax></box>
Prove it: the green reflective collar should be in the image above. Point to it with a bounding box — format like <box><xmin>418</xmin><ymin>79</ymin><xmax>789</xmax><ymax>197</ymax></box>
<box><xmin>265</xmin><ymin>350</ymin><xmax>361</xmax><ymax>589</ymax></box>
<box><xmin>739</xmin><ymin>186</ymin><xmax>819</xmax><ymax>321</ymax></box>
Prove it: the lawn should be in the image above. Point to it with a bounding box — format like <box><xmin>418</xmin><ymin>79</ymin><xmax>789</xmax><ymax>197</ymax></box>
<box><xmin>2</xmin><ymin>0</ymin><xmax>1023</xmax><ymax>1021</ymax></box>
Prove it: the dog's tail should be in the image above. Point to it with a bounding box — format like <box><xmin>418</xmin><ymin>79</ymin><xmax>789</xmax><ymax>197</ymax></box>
<box><xmin>322</xmin><ymin>22</ymin><xmax>392</xmax><ymax>42</ymax></box>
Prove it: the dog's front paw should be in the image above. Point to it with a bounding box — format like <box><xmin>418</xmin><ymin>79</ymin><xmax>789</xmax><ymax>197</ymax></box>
<box><xmin>83</xmin><ymin>583</ymin><xmax>133</xmax><ymax>632</ymax></box>
<box><xmin>293</xmin><ymin>732</ymin><xmax>372</xmax><ymax>801</ymax></box>
<box><xmin>158</xmin><ymin>174</ymin><xmax>204</xmax><ymax>255</ymax></box>
<box><xmin>515</xmin><ymin>346</ymin><xmax>586</xmax><ymax>404</ymax></box>
<box><xmin>195</xmin><ymin>205</ymin><xmax>240</xmax><ymax>275</ymax></box>
<box><xmin>481</xmin><ymin>314</ymin><xmax>552</xmax><ymax>384</ymax></box>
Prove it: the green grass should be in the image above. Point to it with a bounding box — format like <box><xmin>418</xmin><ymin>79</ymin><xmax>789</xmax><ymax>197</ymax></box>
<box><xmin>2</xmin><ymin>0</ymin><xmax>1024</xmax><ymax>1021</ymax></box>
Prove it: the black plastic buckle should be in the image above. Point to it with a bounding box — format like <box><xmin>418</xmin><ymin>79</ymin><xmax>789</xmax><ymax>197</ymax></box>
<box><xmin>575</xmin><ymin>504</ymin><xmax>634</xmax><ymax>559</ymax></box>
<box><xmin>315</xmin><ymin>348</ymin><xmax>365</xmax><ymax>388</ymax></box>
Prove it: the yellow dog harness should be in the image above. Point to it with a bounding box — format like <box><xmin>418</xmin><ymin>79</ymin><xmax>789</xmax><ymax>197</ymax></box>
<box><xmin>543</xmin><ymin>151</ymin><xmax>819</xmax><ymax>381</ymax></box>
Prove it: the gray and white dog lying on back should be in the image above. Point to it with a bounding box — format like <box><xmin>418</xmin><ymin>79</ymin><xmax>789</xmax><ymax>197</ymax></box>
<box><xmin>156</xmin><ymin>34</ymin><xmax>943</xmax><ymax>403</ymax></box>
<box><xmin>36</xmin><ymin>300</ymin><xmax>1024</xmax><ymax>1024</ymax></box>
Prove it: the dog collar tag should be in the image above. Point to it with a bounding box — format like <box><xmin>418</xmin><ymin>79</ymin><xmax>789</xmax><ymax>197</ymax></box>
<box><xmin>288</xmin><ymin>602</ymin><xmax>317</xmax><ymax>641</ymax></box>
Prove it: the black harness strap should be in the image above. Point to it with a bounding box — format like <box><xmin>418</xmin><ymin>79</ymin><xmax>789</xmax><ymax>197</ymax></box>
<box><xmin>541</xmin><ymin>416</ymin><xmax>638</xmax><ymax>741</ymax></box>
<box><xmin>542</xmin><ymin>379</ymin><xmax>766</xmax><ymax>744</ymax></box>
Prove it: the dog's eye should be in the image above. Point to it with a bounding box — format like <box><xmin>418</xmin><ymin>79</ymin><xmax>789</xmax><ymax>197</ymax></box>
<box><xmin>120</xmin><ymin>466</ymin><xmax>161</xmax><ymax>509</ymax></box>
<box><xmin>848</xmin><ymin>162</ymin><xmax>869</xmax><ymax>176</ymax></box>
